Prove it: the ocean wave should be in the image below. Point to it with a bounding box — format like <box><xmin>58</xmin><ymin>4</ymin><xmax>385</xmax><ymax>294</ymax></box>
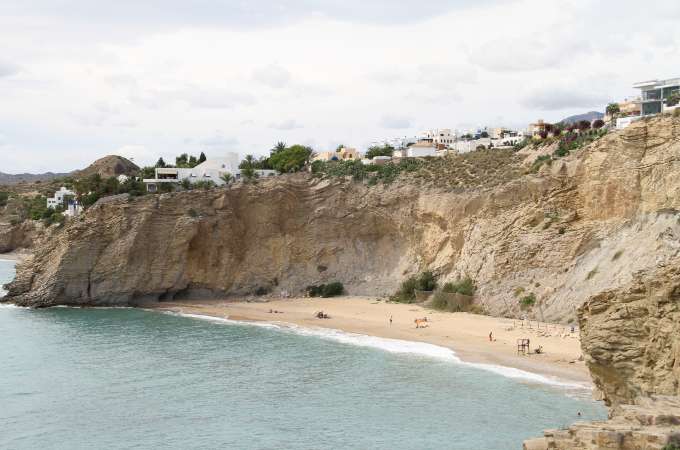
<box><xmin>170</xmin><ymin>310</ymin><xmax>587</xmax><ymax>389</ymax></box>
<box><xmin>0</xmin><ymin>302</ymin><xmax>28</xmax><ymax>309</ymax></box>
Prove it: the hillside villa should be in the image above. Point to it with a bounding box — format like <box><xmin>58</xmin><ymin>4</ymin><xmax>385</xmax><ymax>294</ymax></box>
<box><xmin>634</xmin><ymin>77</ymin><xmax>680</xmax><ymax>116</ymax></box>
<box><xmin>46</xmin><ymin>187</ymin><xmax>83</xmax><ymax>217</ymax></box>
<box><xmin>143</xmin><ymin>155</ymin><xmax>278</xmax><ymax>192</ymax></box>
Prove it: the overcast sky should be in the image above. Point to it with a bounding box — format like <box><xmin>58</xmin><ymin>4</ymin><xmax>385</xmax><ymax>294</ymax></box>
<box><xmin>1</xmin><ymin>0</ymin><xmax>679</xmax><ymax>173</ymax></box>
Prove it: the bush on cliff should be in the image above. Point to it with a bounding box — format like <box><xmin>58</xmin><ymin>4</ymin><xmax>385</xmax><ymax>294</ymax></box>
<box><xmin>306</xmin><ymin>282</ymin><xmax>344</xmax><ymax>298</ymax></box>
<box><xmin>519</xmin><ymin>293</ymin><xmax>536</xmax><ymax>309</ymax></box>
<box><xmin>442</xmin><ymin>277</ymin><xmax>476</xmax><ymax>296</ymax></box>
<box><xmin>391</xmin><ymin>271</ymin><xmax>438</xmax><ymax>303</ymax></box>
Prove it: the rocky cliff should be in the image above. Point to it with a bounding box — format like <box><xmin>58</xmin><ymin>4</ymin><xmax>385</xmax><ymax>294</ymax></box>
<box><xmin>5</xmin><ymin>117</ymin><xmax>680</xmax><ymax>320</ymax></box>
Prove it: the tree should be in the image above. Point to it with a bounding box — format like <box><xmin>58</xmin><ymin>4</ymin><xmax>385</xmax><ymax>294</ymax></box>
<box><xmin>592</xmin><ymin>119</ymin><xmax>605</xmax><ymax>129</ymax></box>
<box><xmin>175</xmin><ymin>153</ymin><xmax>188</xmax><ymax>167</ymax></box>
<box><xmin>606</xmin><ymin>103</ymin><xmax>621</xmax><ymax>117</ymax></box>
<box><xmin>577</xmin><ymin>120</ymin><xmax>591</xmax><ymax>131</ymax></box>
<box><xmin>198</xmin><ymin>152</ymin><xmax>207</xmax><ymax>164</ymax></box>
<box><xmin>335</xmin><ymin>144</ymin><xmax>345</xmax><ymax>152</ymax></box>
<box><xmin>272</xmin><ymin>141</ymin><xmax>287</xmax><ymax>154</ymax></box>
<box><xmin>365</xmin><ymin>144</ymin><xmax>394</xmax><ymax>159</ymax></box>
<box><xmin>268</xmin><ymin>145</ymin><xmax>313</xmax><ymax>173</ymax></box>
<box><xmin>220</xmin><ymin>173</ymin><xmax>233</xmax><ymax>185</ymax></box>
<box><xmin>155</xmin><ymin>157</ymin><xmax>167</xmax><ymax>168</ymax></box>
<box><xmin>239</xmin><ymin>154</ymin><xmax>256</xmax><ymax>169</ymax></box>
<box><xmin>667</xmin><ymin>92</ymin><xmax>680</xmax><ymax>107</ymax></box>
<box><xmin>480</xmin><ymin>131</ymin><xmax>489</xmax><ymax>138</ymax></box>
<box><xmin>239</xmin><ymin>155</ymin><xmax>259</xmax><ymax>182</ymax></box>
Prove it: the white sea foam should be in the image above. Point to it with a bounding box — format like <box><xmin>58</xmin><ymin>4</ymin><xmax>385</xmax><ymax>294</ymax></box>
<box><xmin>171</xmin><ymin>311</ymin><xmax>588</xmax><ymax>390</ymax></box>
<box><xmin>0</xmin><ymin>302</ymin><xmax>28</xmax><ymax>309</ymax></box>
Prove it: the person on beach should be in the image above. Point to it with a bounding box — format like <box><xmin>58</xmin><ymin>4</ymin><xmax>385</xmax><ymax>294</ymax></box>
<box><xmin>489</xmin><ymin>331</ymin><xmax>493</xmax><ymax>342</ymax></box>
<box><xmin>389</xmin><ymin>315</ymin><xmax>393</xmax><ymax>326</ymax></box>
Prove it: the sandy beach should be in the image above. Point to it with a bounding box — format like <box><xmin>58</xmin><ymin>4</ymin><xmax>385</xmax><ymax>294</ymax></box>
<box><xmin>150</xmin><ymin>296</ymin><xmax>591</xmax><ymax>386</ymax></box>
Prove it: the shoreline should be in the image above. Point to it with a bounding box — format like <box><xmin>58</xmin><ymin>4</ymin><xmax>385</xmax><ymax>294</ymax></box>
<box><xmin>0</xmin><ymin>250</ymin><xmax>31</xmax><ymax>262</ymax></box>
<box><xmin>148</xmin><ymin>296</ymin><xmax>594</xmax><ymax>388</ymax></box>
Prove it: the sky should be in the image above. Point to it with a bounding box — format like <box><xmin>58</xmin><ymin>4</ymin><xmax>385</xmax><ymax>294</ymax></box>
<box><xmin>1</xmin><ymin>0</ymin><xmax>679</xmax><ymax>173</ymax></box>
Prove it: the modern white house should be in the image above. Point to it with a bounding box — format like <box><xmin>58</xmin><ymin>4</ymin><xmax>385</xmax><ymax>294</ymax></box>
<box><xmin>143</xmin><ymin>155</ymin><xmax>277</xmax><ymax>192</ymax></box>
<box><xmin>634</xmin><ymin>77</ymin><xmax>680</xmax><ymax>116</ymax></box>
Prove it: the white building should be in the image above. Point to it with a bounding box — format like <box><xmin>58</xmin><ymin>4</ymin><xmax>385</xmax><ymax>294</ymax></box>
<box><xmin>47</xmin><ymin>187</ymin><xmax>82</xmax><ymax>217</ymax></box>
<box><xmin>368</xmin><ymin>136</ymin><xmax>419</xmax><ymax>150</ymax></box>
<box><xmin>406</xmin><ymin>145</ymin><xmax>438</xmax><ymax>157</ymax></box>
<box><xmin>46</xmin><ymin>187</ymin><xmax>75</xmax><ymax>209</ymax></box>
<box><xmin>420</xmin><ymin>129</ymin><xmax>457</xmax><ymax>148</ymax></box>
<box><xmin>143</xmin><ymin>154</ymin><xmax>277</xmax><ymax>192</ymax></box>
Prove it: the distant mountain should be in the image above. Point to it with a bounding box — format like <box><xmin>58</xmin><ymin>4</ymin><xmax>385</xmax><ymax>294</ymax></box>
<box><xmin>559</xmin><ymin>111</ymin><xmax>604</xmax><ymax>125</ymax></box>
<box><xmin>0</xmin><ymin>171</ymin><xmax>69</xmax><ymax>185</ymax></box>
<box><xmin>0</xmin><ymin>155</ymin><xmax>140</xmax><ymax>186</ymax></box>
<box><xmin>72</xmin><ymin>155</ymin><xmax>140</xmax><ymax>179</ymax></box>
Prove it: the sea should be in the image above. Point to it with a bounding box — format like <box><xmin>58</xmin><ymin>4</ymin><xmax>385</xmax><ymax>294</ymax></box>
<box><xmin>0</xmin><ymin>259</ymin><xmax>606</xmax><ymax>449</ymax></box>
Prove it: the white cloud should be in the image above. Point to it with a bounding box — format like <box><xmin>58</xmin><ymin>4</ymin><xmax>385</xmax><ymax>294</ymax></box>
<box><xmin>199</xmin><ymin>134</ymin><xmax>239</xmax><ymax>148</ymax></box>
<box><xmin>521</xmin><ymin>87</ymin><xmax>608</xmax><ymax>111</ymax></box>
<box><xmin>2</xmin><ymin>0</ymin><xmax>680</xmax><ymax>172</ymax></box>
<box><xmin>268</xmin><ymin>119</ymin><xmax>304</xmax><ymax>130</ymax></box>
<box><xmin>0</xmin><ymin>61</ymin><xmax>20</xmax><ymax>78</ymax></box>
<box><xmin>380</xmin><ymin>115</ymin><xmax>412</xmax><ymax>129</ymax></box>
<box><xmin>113</xmin><ymin>145</ymin><xmax>153</xmax><ymax>165</ymax></box>
<box><xmin>252</xmin><ymin>64</ymin><xmax>292</xmax><ymax>89</ymax></box>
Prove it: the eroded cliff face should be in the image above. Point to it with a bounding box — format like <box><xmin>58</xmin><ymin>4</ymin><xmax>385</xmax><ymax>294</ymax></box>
<box><xmin>5</xmin><ymin>116</ymin><xmax>680</xmax><ymax>323</ymax></box>
<box><xmin>579</xmin><ymin>262</ymin><xmax>680</xmax><ymax>407</ymax></box>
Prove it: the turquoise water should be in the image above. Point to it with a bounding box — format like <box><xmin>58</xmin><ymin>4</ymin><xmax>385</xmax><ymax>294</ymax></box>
<box><xmin>0</xmin><ymin>260</ymin><xmax>605</xmax><ymax>449</ymax></box>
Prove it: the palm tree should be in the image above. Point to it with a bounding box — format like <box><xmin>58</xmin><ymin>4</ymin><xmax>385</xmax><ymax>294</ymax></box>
<box><xmin>606</xmin><ymin>103</ymin><xmax>620</xmax><ymax>117</ymax></box>
<box><xmin>220</xmin><ymin>173</ymin><xmax>233</xmax><ymax>185</ymax></box>
<box><xmin>272</xmin><ymin>141</ymin><xmax>286</xmax><ymax>154</ymax></box>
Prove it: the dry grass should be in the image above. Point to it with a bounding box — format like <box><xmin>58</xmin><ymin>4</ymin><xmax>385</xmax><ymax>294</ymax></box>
<box><xmin>408</xmin><ymin>148</ymin><xmax>523</xmax><ymax>190</ymax></box>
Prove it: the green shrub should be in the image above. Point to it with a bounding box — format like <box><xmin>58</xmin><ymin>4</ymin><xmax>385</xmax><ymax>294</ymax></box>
<box><xmin>187</xmin><ymin>209</ymin><xmax>198</xmax><ymax>218</ymax></box>
<box><xmin>390</xmin><ymin>276</ymin><xmax>418</xmax><ymax>303</ymax></box>
<box><xmin>390</xmin><ymin>271</ymin><xmax>437</xmax><ymax>303</ymax></box>
<box><xmin>193</xmin><ymin>180</ymin><xmax>216</xmax><ymax>190</ymax></box>
<box><xmin>674</xmin><ymin>108</ymin><xmax>680</xmax><ymax>118</ymax></box>
<box><xmin>519</xmin><ymin>293</ymin><xmax>536</xmax><ymax>309</ymax></box>
<box><xmin>321</xmin><ymin>282</ymin><xmax>344</xmax><ymax>297</ymax></box>
<box><xmin>415</xmin><ymin>271</ymin><xmax>437</xmax><ymax>291</ymax></box>
<box><xmin>442</xmin><ymin>277</ymin><xmax>476</xmax><ymax>296</ymax></box>
<box><xmin>0</xmin><ymin>191</ymin><xmax>8</xmax><ymax>207</ymax></box>
<box><xmin>662</xmin><ymin>443</ymin><xmax>680</xmax><ymax>450</ymax></box>
<box><xmin>306</xmin><ymin>282</ymin><xmax>344</xmax><ymax>298</ymax></box>
<box><xmin>255</xmin><ymin>286</ymin><xmax>270</xmax><ymax>296</ymax></box>
<box><xmin>530</xmin><ymin>155</ymin><xmax>552</xmax><ymax>173</ymax></box>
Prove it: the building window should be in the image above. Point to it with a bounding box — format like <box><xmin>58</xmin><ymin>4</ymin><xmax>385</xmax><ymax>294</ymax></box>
<box><xmin>643</xmin><ymin>101</ymin><xmax>662</xmax><ymax>115</ymax></box>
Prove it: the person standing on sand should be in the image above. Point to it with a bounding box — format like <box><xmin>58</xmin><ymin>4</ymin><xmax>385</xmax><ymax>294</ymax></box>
<box><xmin>489</xmin><ymin>331</ymin><xmax>493</xmax><ymax>342</ymax></box>
<box><xmin>389</xmin><ymin>315</ymin><xmax>393</xmax><ymax>326</ymax></box>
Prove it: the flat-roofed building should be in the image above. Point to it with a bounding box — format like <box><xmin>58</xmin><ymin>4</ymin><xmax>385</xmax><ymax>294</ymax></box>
<box><xmin>634</xmin><ymin>77</ymin><xmax>680</xmax><ymax>116</ymax></box>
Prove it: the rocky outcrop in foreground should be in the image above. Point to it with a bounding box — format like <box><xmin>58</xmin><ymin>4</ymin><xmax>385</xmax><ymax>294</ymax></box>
<box><xmin>524</xmin><ymin>396</ymin><xmax>680</xmax><ymax>449</ymax></box>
